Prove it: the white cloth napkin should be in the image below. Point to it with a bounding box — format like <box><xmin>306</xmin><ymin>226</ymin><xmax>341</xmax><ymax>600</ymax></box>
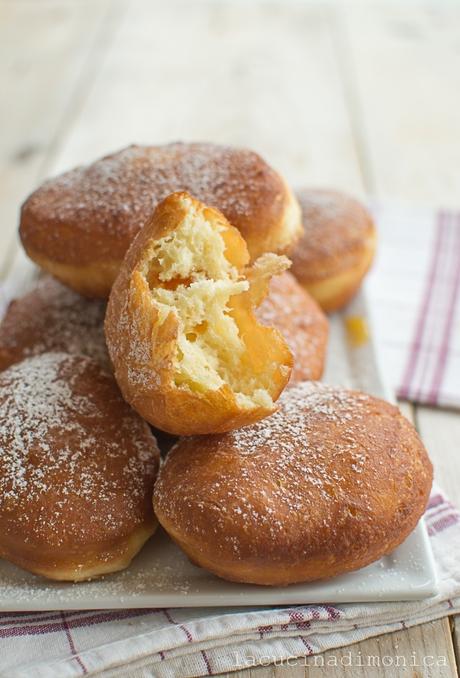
<box><xmin>368</xmin><ymin>204</ymin><xmax>460</xmax><ymax>409</ymax></box>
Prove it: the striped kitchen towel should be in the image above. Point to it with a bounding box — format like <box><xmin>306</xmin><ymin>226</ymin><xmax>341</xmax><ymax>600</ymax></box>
<box><xmin>0</xmin><ymin>486</ymin><xmax>458</xmax><ymax>677</ymax></box>
<box><xmin>367</xmin><ymin>204</ymin><xmax>460</xmax><ymax>409</ymax></box>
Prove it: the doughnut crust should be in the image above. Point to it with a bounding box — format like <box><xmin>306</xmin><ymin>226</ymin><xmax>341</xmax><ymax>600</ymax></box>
<box><xmin>0</xmin><ymin>352</ymin><xmax>160</xmax><ymax>581</ymax></box>
<box><xmin>0</xmin><ymin>276</ymin><xmax>108</xmax><ymax>372</ymax></box>
<box><xmin>290</xmin><ymin>189</ymin><xmax>377</xmax><ymax>312</ymax></box>
<box><xmin>20</xmin><ymin>143</ymin><xmax>302</xmax><ymax>297</ymax></box>
<box><xmin>154</xmin><ymin>381</ymin><xmax>432</xmax><ymax>586</ymax></box>
<box><xmin>105</xmin><ymin>191</ymin><xmax>293</xmax><ymax>435</ymax></box>
<box><xmin>256</xmin><ymin>272</ymin><xmax>328</xmax><ymax>382</ymax></box>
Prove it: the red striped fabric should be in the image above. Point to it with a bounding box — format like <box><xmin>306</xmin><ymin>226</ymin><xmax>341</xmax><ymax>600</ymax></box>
<box><xmin>397</xmin><ymin>210</ymin><xmax>460</xmax><ymax>405</ymax></box>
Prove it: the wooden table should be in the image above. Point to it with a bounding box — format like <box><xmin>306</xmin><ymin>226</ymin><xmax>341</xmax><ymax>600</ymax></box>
<box><xmin>1</xmin><ymin>1</ymin><xmax>460</xmax><ymax>675</ymax></box>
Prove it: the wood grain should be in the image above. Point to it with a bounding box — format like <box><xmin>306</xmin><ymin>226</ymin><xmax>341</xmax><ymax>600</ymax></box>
<box><xmin>1</xmin><ymin>1</ymin><xmax>459</xmax><ymax>677</ymax></box>
<box><xmin>416</xmin><ymin>407</ymin><xmax>460</xmax><ymax>502</ymax></box>
<box><xmin>48</xmin><ymin>1</ymin><xmax>363</xmax><ymax>191</ymax></box>
<box><xmin>227</xmin><ymin>618</ymin><xmax>456</xmax><ymax>677</ymax></box>
<box><xmin>0</xmin><ymin>0</ymin><xmax>116</xmax><ymax>278</ymax></box>
<box><xmin>338</xmin><ymin>2</ymin><xmax>460</xmax><ymax>206</ymax></box>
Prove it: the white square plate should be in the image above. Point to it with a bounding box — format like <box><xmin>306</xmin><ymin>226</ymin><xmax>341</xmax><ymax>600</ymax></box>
<box><xmin>0</xmin><ymin>278</ymin><xmax>438</xmax><ymax>610</ymax></box>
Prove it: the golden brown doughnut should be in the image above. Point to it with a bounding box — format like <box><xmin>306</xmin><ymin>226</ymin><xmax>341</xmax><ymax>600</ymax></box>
<box><xmin>0</xmin><ymin>352</ymin><xmax>160</xmax><ymax>581</ymax></box>
<box><xmin>0</xmin><ymin>276</ymin><xmax>108</xmax><ymax>372</ymax></box>
<box><xmin>154</xmin><ymin>381</ymin><xmax>432</xmax><ymax>586</ymax></box>
<box><xmin>256</xmin><ymin>271</ymin><xmax>328</xmax><ymax>383</ymax></box>
<box><xmin>20</xmin><ymin>143</ymin><xmax>301</xmax><ymax>297</ymax></box>
<box><xmin>105</xmin><ymin>191</ymin><xmax>293</xmax><ymax>436</ymax></box>
<box><xmin>290</xmin><ymin>189</ymin><xmax>377</xmax><ymax>312</ymax></box>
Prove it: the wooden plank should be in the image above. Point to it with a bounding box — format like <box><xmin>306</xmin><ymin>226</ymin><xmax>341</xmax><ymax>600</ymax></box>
<box><xmin>226</xmin><ymin>618</ymin><xmax>456</xmax><ymax>677</ymax></box>
<box><xmin>0</xmin><ymin>0</ymin><xmax>115</xmax><ymax>278</ymax></box>
<box><xmin>416</xmin><ymin>407</ymin><xmax>460</xmax><ymax>503</ymax></box>
<box><xmin>452</xmin><ymin>617</ymin><xmax>460</xmax><ymax>677</ymax></box>
<box><xmin>416</xmin><ymin>413</ymin><xmax>459</xmax><ymax>678</ymax></box>
<box><xmin>336</xmin><ymin>2</ymin><xmax>460</xmax><ymax>205</ymax></box>
<box><xmin>48</xmin><ymin>0</ymin><xmax>363</xmax><ymax>193</ymax></box>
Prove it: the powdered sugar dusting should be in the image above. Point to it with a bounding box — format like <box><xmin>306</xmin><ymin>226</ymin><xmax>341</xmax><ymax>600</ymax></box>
<box><xmin>256</xmin><ymin>272</ymin><xmax>328</xmax><ymax>382</ymax></box>
<box><xmin>23</xmin><ymin>144</ymin><xmax>285</xmax><ymax>258</ymax></box>
<box><xmin>0</xmin><ymin>352</ymin><xmax>158</xmax><ymax>549</ymax></box>
<box><xmin>0</xmin><ymin>277</ymin><xmax>109</xmax><ymax>371</ymax></box>
<box><xmin>156</xmin><ymin>380</ymin><xmax>424</xmax><ymax>561</ymax></box>
<box><xmin>292</xmin><ymin>188</ymin><xmax>373</xmax><ymax>271</ymax></box>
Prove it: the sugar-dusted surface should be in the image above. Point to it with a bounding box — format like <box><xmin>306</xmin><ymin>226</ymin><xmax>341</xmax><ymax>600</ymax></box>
<box><xmin>20</xmin><ymin>143</ymin><xmax>292</xmax><ymax>263</ymax></box>
<box><xmin>291</xmin><ymin>188</ymin><xmax>374</xmax><ymax>279</ymax></box>
<box><xmin>0</xmin><ymin>276</ymin><xmax>109</xmax><ymax>371</ymax></box>
<box><xmin>154</xmin><ymin>378</ymin><xmax>432</xmax><ymax>586</ymax></box>
<box><xmin>0</xmin><ymin>352</ymin><xmax>159</xmax><ymax>556</ymax></box>
<box><xmin>256</xmin><ymin>271</ymin><xmax>328</xmax><ymax>382</ymax></box>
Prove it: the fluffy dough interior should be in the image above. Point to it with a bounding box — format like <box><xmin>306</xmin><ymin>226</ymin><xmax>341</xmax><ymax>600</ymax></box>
<box><xmin>143</xmin><ymin>197</ymin><xmax>286</xmax><ymax>409</ymax></box>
